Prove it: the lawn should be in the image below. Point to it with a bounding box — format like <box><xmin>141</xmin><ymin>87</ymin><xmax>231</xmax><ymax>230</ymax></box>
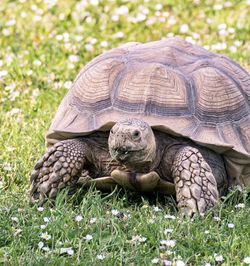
<box><xmin>0</xmin><ymin>0</ymin><xmax>250</xmax><ymax>265</ymax></box>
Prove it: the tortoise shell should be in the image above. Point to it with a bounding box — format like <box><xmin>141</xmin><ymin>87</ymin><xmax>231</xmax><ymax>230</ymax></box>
<box><xmin>47</xmin><ymin>37</ymin><xmax>250</xmax><ymax>186</ymax></box>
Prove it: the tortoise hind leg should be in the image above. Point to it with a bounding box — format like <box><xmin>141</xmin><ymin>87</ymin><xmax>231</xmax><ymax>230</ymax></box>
<box><xmin>171</xmin><ymin>146</ymin><xmax>220</xmax><ymax>216</ymax></box>
<box><xmin>29</xmin><ymin>138</ymin><xmax>90</xmax><ymax>204</ymax></box>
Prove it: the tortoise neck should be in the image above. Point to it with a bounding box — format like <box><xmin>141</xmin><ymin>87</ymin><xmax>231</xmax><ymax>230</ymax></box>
<box><xmin>151</xmin><ymin>131</ymin><xmax>182</xmax><ymax>170</ymax></box>
<box><xmin>123</xmin><ymin>161</ymin><xmax>153</xmax><ymax>173</ymax></box>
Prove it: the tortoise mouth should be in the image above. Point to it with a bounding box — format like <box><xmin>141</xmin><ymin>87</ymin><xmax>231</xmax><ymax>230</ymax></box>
<box><xmin>111</xmin><ymin>148</ymin><xmax>144</xmax><ymax>163</ymax></box>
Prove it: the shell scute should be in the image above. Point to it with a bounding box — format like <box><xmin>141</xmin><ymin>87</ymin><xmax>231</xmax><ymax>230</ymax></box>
<box><xmin>191</xmin><ymin>67</ymin><xmax>248</xmax><ymax>122</ymax></box>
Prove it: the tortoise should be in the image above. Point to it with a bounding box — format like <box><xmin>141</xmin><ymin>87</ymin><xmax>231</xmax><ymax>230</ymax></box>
<box><xmin>30</xmin><ymin>37</ymin><xmax>250</xmax><ymax>216</ymax></box>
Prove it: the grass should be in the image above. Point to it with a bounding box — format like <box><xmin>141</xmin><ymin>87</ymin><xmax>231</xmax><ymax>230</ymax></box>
<box><xmin>0</xmin><ymin>0</ymin><xmax>250</xmax><ymax>265</ymax></box>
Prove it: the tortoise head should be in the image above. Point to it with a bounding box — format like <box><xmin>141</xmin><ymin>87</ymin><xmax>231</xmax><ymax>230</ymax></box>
<box><xmin>108</xmin><ymin>118</ymin><xmax>156</xmax><ymax>169</ymax></box>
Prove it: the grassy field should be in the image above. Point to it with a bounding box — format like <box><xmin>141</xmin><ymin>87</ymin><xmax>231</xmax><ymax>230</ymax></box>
<box><xmin>0</xmin><ymin>0</ymin><xmax>250</xmax><ymax>265</ymax></box>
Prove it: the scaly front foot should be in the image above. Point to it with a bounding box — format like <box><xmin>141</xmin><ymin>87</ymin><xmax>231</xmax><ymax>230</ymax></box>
<box><xmin>172</xmin><ymin>146</ymin><xmax>219</xmax><ymax>216</ymax></box>
<box><xmin>29</xmin><ymin>139</ymin><xmax>89</xmax><ymax>203</ymax></box>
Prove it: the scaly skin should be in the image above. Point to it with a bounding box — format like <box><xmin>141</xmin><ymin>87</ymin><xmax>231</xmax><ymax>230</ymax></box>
<box><xmin>30</xmin><ymin>119</ymin><xmax>228</xmax><ymax>215</ymax></box>
<box><xmin>30</xmin><ymin>139</ymin><xmax>88</xmax><ymax>203</ymax></box>
<box><xmin>172</xmin><ymin>146</ymin><xmax>219</xmax><ymax>216</ymax></box>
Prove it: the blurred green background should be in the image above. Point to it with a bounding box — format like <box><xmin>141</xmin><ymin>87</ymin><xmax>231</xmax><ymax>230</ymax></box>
<box><xmin>0</xmin><ymin>1</ymin><xmax>249</xmax><ymax>265</ymax></box>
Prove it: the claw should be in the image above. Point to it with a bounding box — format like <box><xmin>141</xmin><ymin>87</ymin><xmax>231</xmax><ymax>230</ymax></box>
<box><xmin>29</xmin><ymin>181</ymin><xmax>37</xmax><ymax>194</ymax></box>
<box><xmin>34</xmin><ymin>157</ymin><xmax>45</xmax><ymax>170</ymax></box>
<box><xmin>47</xmin><ymin>155</ymin><xmax>57</xmax><ymax>166</ymax></box>
<box><xmin>39</xmin><ymin>181</ymin><xmax>51</xmax><ymax>194</ymax></box>
<box><xmin>30</xmin><ymin>169</ymin><xmax>39</xmax><ymax>182</ymax></box>
<box><xmin>49</xmin><ymin>187</ymin><xmax>58</xmax><ymax>198</ymax></box>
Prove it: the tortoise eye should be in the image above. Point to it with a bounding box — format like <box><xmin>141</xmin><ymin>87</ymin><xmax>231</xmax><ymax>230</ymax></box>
<box><xmin>132</xmin><ymin>130</ymin><xmax>141</xmax><ymax>139</ymax></box>
<box><xmin>110</xmin><ymin>129</ymin><xmax>114</xmax><ymax>134</ymax></box>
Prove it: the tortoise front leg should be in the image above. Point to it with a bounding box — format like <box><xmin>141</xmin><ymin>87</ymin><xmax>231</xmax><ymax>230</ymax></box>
<box><xmin>78</xmin><ymin>169</ymin><xmax>142</xmax><ymax>191</ymax></box>
<box><xmin>78</xmin><ymin>169</ymin><xmax>175</xmax><ymax>194</ymax></box>
<box><xmin>111</xmin><ymin>169</ymin><xmax>175</xmax><ymax>194</ymax></box>
<box><xmin>77</xmin><ymin>170</ymin><xmax>118</xmax><ymax>191</ymax></box>
<box><xmin>111</xmin><ymin>169</ymin><xmax>159</xmax><ymax>191</ymax></box>
<box><xmin>30</xmin><ymin>138</ymin><xmax>90</xmax><ymax>203</ymax></box>
<box><xmin>172</xmin><ymin>146</ymin><xmax>219</xmax><ymax>216</ymax></box>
